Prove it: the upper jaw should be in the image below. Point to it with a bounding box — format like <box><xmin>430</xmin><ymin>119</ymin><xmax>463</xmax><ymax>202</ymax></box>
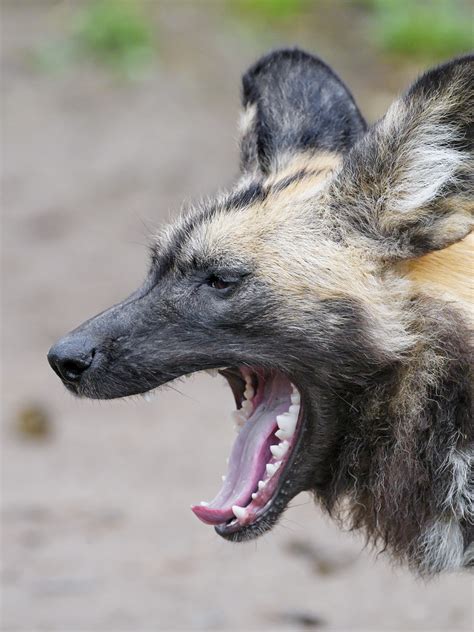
<box><xmin>65</xmin><ymin>361</ymin><xmax>227</xmax><ymax>400</ymax></box>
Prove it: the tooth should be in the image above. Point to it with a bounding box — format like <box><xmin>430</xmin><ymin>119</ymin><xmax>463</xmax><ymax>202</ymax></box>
<box><xmin>266</xmin><ymin>462</ymin><xmax>280</xmax><ymax>477</ymax></box>
<box><xmin>270</xmin><ymin>441</ymin><xmax>289</xmax><ymax>460</ymax></box>
<box><xmin>289</xmin><ymin>404</ymin><xmax>300</xmax><ymax>415</ymax></box>
<box><xmin>232</xmin><ymin>505</ymin><xmax>247</xmax><ymax>520</ymax></box>
<box><xmin>143</xmin><ymin>392</ymin><xmax>154</xmax><ymax>402</ymax></box>
<box><xmin>276</xmin><ymin>413</ymin><xmax>297</xmax><ymax>435</ymax></box>
<box><xmin>270</xmin><ymin>445</ymin><xmax>280</xmax><ymax>458</ymax></box>
<box><xmin>241</xmin><ymin>400</ymin><xmax>253</xmax><ymax>416</ymax></box>
<box><xmin>205</xmin><ymin>369</ymin><xmax>219</xmax><ymax>377</ymax></box>
<box><xmin>291</xmin><ymin>390</ymin><xmax>300</xmax><ymax>405</ymax></box>
<box><xmin>276</xmin><ymin>428</ymin><xmax>292</xmax><ymax>441</ymax></box>
<box><xmin>244</xmin><ymin>386</ymin><xmax>254</xmax><ymax>401</ymax></box>
<box><xmin>258</xmin><ymin>480</ymin><xmax>266</xmax><ymax>491</ymax></box>
<box><xmin>221</xmin><ymin>475</ymin><xmax>226</xmax><ymax>482</ymax></box>
<box><xmin>200</xmin><ymin>501</ymin><xmax>209</xmax><ymax>506</ymax></box>
<box><xmin>251</xmin><ymin>492</ymin><xmax>257</xmax><ymax>500</ymax></box>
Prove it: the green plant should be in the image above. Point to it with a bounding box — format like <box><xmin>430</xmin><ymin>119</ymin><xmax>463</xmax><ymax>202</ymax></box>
<box><xmin>74</xmin><ymin>0</ymin><xmax>154</xmax><ymax>72</ymax></box>
<box><xmin>230</xmin><ymin>0</ymin><xmax>310</xmax><ymax>22</ymax></box>
<box><xmin>370</xmin><ymin>0</ymin><xmax>473</xmax><ymax>59</ymax></box>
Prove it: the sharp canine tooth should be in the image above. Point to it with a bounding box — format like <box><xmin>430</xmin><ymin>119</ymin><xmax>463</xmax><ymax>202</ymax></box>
<box><xmin>251</xmin><ymin>492</ymin><xmax>257</xmax><ymax>500</ymax></box>
<box><xmin>258</xmin><ymin>480</ymin><xmax>266</xmax><ymax>491</ymax></box>
<box><xmin>200</xmin><ymin>501</ymin><xmax>209</xmax><ymax>506</ymax></box>
<box><xmin>205</xmin><ymin>369</ymin><xmax>219</xmax><ymax>377</ymax></box>
<box><xmin>232</xmin><ymin>505</ymin><xmax>247</xmax><ymax>520</ymax></box>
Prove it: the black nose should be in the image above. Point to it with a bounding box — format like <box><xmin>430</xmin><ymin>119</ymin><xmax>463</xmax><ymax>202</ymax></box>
<box><xmin>48</xmin><ymin>338</ymin><xmax>95</xmax><ymax>384</ymax></box>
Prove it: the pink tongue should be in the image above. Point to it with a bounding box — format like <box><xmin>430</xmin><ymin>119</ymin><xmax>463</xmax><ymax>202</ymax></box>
<box><xmin>191</xmin><ymin>401</ymin><xmax>289</xmax><ymax>526</ymax></box>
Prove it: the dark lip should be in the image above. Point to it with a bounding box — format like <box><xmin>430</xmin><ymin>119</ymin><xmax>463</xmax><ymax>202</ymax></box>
<box><xmin>214</xmin><ymin>395</ymin><xmax>307</xmax><ymax>541</ymax></box>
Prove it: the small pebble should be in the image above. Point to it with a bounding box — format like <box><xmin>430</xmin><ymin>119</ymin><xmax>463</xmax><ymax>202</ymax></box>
<box><xmin>15</xmin><ymin>404</ymin><xmax>52</xmax><ymax>440</ymax></box>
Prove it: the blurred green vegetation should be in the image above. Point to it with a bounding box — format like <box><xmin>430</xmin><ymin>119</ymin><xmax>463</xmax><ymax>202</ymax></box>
<box><xmin>229</xmin><ymin>0</ymin><xmax>310</xmax><ymax>21</ymax></box>
<box><xmin>75</xmin><ymin>0</ymin><xmax>154</xmax><ymax>71</ymax></box>
<box><xmin>230</xmin><ymin>0</ymin><xmax>472</xmax><ymax>60</ymax></box>
<box><xmin>35</xmin><ymin>0</ymin><xmax>155</xmax><ymax>77</ymax></box>
<box><xmin>369</xmin><ymin>0</ymin><xmax>473</xmax><ymax>59</ymax></box>
<box><xmin>33</xmin><ymin>0</ymin><xmax>472</xmax><ymax>76</ymax></box>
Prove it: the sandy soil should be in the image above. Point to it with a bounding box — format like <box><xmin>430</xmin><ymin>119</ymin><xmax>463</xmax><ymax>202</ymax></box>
<box><xmin>2</xmin><ymin>3</ymin><xmax>473</xmax><ymax>631</ymax></box>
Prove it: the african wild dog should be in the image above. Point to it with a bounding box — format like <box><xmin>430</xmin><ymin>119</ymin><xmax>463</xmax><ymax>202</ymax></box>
<box><xmin>48</xmin><ymin>49</ymin><xmax>473</xmax><ymax>574</ymax></box>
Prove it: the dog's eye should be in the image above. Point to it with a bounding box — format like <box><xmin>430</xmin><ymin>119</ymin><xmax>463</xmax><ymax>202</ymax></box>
<box><xmin>207</xmin><ymin>275</ymin><xmax>231</xmax><ymax>291</ymax></box>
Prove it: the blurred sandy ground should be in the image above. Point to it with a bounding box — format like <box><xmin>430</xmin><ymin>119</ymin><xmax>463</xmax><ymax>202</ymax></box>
<box><xmin>1</xmin><ymin>2</ymin><xmax>473</xmax><ymax>630</ymax></box>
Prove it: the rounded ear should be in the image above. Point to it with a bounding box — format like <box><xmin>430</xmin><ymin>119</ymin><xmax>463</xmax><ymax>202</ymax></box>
<box><xmin>331</xmin><ymin>55</ymin><xmax>473</xmax><ymax>260</ymax></box>
<box><xmin>239</xmin><ymin>48</ymin><xmax>367</xmax><ymax>176</ymax></box>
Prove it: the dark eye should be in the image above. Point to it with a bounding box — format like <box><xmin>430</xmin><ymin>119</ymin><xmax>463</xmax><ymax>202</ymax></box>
<box><xmin>207</xmin><ymin>275</ymin><xmax>231</xmax><ymax>290</ymax></box>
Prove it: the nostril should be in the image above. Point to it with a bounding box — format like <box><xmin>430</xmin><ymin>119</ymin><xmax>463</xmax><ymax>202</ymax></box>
<box><xmin>48</xmin><ymin>342</ymin><xmax>96</xmax><ymax>385</ymax></box>
<box><xmin>61</xmin><ymin>357</ymin><xmax>92</xmax><ymax>382</ymax></box>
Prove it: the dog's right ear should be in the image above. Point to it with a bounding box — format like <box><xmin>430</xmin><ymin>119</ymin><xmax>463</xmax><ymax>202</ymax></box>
<box><xmin>239</xmin><ymin>48</ymin><xmax>367</xmax><ymax>176</ymax></box>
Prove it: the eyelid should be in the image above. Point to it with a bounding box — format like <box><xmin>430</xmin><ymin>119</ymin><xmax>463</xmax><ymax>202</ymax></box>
<box><xmin>217</xmin><ymin>270</ymin><xmax>250</xmax><ymax>282</ymax></box>
<box><xmin>203</xmin><ymin>271</ymin><xmax>249</xmax><ymax>293</ymax></box>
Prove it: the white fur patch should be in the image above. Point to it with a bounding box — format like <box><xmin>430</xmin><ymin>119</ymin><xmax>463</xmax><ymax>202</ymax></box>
<box><xmin>444</xmin><ymin>447</ymin><xmax>474</xmax><ymax>523</ymax></box>
<box><xmin>419</xmin><ymin>447</ymin><xmax>474</xmax><ymax>573</ymax></box>
<box><xmin>389</xmin><ymin>123</ymin><xmax>464</xmax><ymax>214</ymax></box>
<box><xmin>419</xmin><ymin>519</ymin><xmax>464</xmax><ymax>574</ymax></box>
<box><xmin>239</xmin><ymin>103</ymin><xmax>257</xmax><ymax>135</ymax></box>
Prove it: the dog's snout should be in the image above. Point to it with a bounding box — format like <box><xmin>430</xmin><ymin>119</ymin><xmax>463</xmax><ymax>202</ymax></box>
<box><xmin>48</xmin><ymin>337</ymin><xmax>96</xmax><ymax>384</ymax></box>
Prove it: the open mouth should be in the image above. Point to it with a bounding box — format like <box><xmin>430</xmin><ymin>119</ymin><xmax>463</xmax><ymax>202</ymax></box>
<box><xmin>190</xmin><ymin>367</ymin><xmax>303</xmax><ymax>540</ymax></box>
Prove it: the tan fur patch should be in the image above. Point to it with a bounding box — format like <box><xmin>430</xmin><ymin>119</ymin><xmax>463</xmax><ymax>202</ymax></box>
<box><xmin>398</xmin><ymin>232</ymin><xmax>473</xmax><ymax>316</ymax></box>
<box><xmin>265</xmin><ymin>151</ymin><xmax>341</xmax><ymax>185</ymax></box>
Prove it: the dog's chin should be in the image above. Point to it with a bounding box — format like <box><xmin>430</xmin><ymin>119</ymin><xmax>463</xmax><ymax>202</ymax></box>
<box><xmin>64</xmin><ymin>364</ymin><xmax>312</xmax><ymax>540</ymax></box>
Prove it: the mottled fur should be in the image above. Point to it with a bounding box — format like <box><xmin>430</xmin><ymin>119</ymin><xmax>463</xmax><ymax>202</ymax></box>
<box><xmin>49</xmin><ymin>49</ymin><xmax>473</xmax><ymax>574</ymax></box>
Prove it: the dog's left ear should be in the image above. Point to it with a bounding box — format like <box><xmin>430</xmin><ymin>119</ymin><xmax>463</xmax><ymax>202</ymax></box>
<box><xmin>332</xmin><ymin>55</ymin><xmax>473</xmax><ymax>259</ymax></box>
<box><xmin>239</xmin><ymin>48</ymin><xmax>367</xmax><ymax>176</ymax></box>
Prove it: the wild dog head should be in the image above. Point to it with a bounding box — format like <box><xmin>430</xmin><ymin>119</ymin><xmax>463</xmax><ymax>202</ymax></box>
<box><xmin>48</xmin><ymin>50</ymin><xmax>473</xmax><ymax>571</ymax></box>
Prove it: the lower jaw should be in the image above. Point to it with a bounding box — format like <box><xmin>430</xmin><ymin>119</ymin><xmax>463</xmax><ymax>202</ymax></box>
<box><xmin>214</xmin><ymin>468</ymin><xmax>300</xmax><ymax>541</ymax></box>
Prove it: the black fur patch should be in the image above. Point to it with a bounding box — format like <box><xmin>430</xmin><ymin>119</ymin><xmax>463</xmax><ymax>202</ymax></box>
<box><xmin>241</xmin><ymin>48</ymin><xmax>367</xmax><ymax>174</ymax></box>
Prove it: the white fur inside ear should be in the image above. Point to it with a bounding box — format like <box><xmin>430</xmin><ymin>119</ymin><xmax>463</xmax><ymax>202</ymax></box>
<box><xmin>239</xmin><ymin>103</ymin><xmax>257</xmax><ymax>135</ymax></box>
<box><xmin>390</xmin><ymin>123</ymin><xmax>464</xmax><ymax>214</ymax></box>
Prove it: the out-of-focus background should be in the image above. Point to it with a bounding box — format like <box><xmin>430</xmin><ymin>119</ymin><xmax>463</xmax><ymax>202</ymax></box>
<box><xmin>2</xmin><ymin>1</ymin><xmax>473</xmax><ymax>630</ymax></box>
